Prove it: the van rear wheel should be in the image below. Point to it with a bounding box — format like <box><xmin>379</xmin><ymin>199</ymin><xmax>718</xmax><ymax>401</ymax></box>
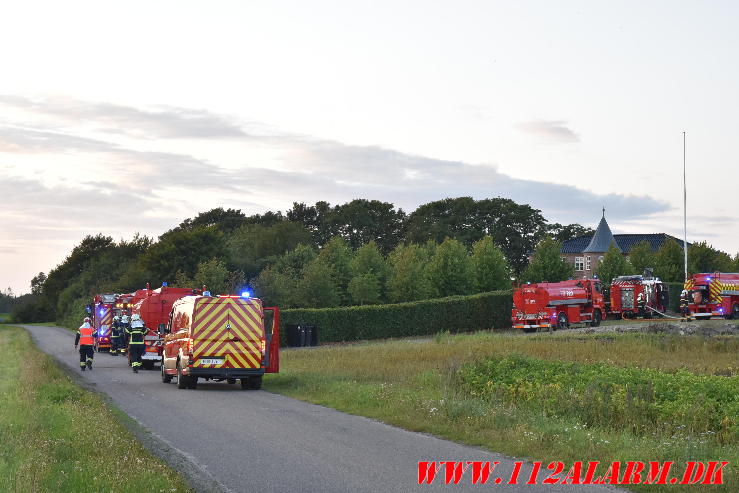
<box><xmin>241</xmin><ymin>376</ymin><xmax>262</xmax><ymax>390</ymax></box>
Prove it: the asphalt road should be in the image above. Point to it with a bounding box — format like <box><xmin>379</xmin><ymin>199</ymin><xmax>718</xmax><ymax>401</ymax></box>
<box><xmin>24</xmin><ymin>325</ymin><xmax>621</xmax><ymax>493</ymax></box>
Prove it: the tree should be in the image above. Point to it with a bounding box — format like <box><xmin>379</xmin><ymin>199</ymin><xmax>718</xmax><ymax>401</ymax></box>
<box><xmin>316</xmin><ymin>236</ymin><xmax>354</xmax><ymax>304</ymax></box>
<box><xmin>349</xmin><ymin>241</ymin><xmax>389</xmax><ymax>302</ymax></box>
<box><xmin>426</xmin><ymin>238</ymin><xmax>476</xmax><ymax>297</ymax></box>
<box><xmin>595</xmin><ymin>244</ymin><xmax>635</xmax><ymax>285</ymax></box>
<box><xmin>30</xmin><ymin>272</ymin><xmax>47</xmax><ymax>295</ymax></box>
<box><xmin>296</xmin><ymin>260</ymin><xmax>341</xmax><ymax>308</ymax></box>
<box><xmin>654</xmin><ymin>239</ymin><xmax>685</xmax><ymax>282</ymax></box>
<box><xmin>546</xmin><ymin>223</ymin><xmax>594</xmax><ymax>243</ymax></box>
<box><xmin>404</xmin><ymin>197</ymin><xmax>547</xmax><ymax>274</ymax></box>
<box><xmin>135</xmin><ymin>226</ymin><xmax>227</xmax><ymax>286</ymax></box>
<box><xmin>387</xmin><ymin>244</ymin><xmax>435</xmax><ymax>303</ymax></box>
<box><xmin>328</xmin><ymin>199</ymin><xmax>406</xmax><ymax>253</ymax></box>
<box><xmin>688</xmin><ymin>241</ymin><xmax>733</xmax><ymax>274</ymax></box>
<box><xmin>193</xmin><ymin>258</ymin><xmax>229</xmax><ymax>295</ymax></box>
<box><xmin>348</xmin><ymin>274</ymin><xmax>381</xmax><ymax>305</ymax></box>
<box><xmin>286</xmin><ymin>201</ymin><xmax>335</xmax><ymax>247</ymax></box>
<box><xmin>227</xmin><ymin>221</ymin><xmax>312</xmax><ymax>277</ymax></box>
<box><xmin>165</xmin><ymin>207</ymin><xmax>247</xmax><ymax>237</ymax></box>
<box><xmin>471</xmin><ymin>236</ymin><xmax>511</xmax><ymax>292</ymax></box>
<box><xmin>523</xmin><ymin>237</ymin><xmax>573</xmax><ymax>283</ymax></box>
<box><xmin>628</xmin><ymin>241</ymin><xmax>656</xmax><ymax>275</ymax></box>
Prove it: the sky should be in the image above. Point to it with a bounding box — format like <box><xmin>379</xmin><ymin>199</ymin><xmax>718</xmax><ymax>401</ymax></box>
<box><xmin>1</xmin><ymin>0</ymin><xmax>738</xmax><ymax>294</ymax></box>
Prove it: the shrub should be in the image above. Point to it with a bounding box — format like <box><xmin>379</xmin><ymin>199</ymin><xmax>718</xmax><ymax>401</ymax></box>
<box><xmin>280</xmin><ymin>290</ymin><xmax>512</xmax><ymax>343</ymax></box>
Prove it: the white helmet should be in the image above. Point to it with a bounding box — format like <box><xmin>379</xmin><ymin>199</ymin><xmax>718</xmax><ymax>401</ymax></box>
<box><xmin>681</xmin><ymin>289</ymin><xmax>688</xmax><ymax>295</ymax></box>
<box><xmin>131</xmin><ymin>314</ymin><xmax>141</xmax><ymax>321</ymax></box>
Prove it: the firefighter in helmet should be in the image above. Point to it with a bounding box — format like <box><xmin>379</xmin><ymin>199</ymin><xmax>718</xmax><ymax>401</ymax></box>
<box><xmin>637</xmin><ymin>291</ymin><xmax>646</xmax><ymax>318</ymax></box>
<box><xmin>680</xmin><ymin>289</ymin><xmax>690</xmax><ymax>318</ymax></box>
<box><xmin>126</xmin><ymin>314</ymin><xmax>146</xmax><ymax>373</ymax></box>
<box><xmin>74</xmin><ymin>317</ymin><xmax>97</xmax><ymax>371</ymax></box>
<box><xmin>110</xmin><ymin>315</ymin><xmax>124</xmax><ymax>356</ymax></box>
<box><xmin>120</xmin><ymin>312</ymin><xmax>131</xmax><ymax>350</ymax></box>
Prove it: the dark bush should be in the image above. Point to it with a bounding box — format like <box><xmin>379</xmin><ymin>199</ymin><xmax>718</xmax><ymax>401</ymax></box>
<box><xmin>279</xmin><ymin>290</ymin><xmax>512</xmax><ymax>344</ymax></box>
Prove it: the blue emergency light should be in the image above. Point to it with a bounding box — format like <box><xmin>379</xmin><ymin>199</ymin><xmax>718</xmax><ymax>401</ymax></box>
<box><xmin>162</xmin><ymin>281</ymin><xmax>168</xmax><ymax>287</ymax></box>
<box><xmin>241</xmin><ymin>291</ymin><xmax>251</xmax><ymax>298</ymax></box>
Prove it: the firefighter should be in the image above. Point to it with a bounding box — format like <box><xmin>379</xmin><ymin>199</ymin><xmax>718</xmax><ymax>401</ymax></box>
<box><xmin>74</xmin><ymin>317</ymin><xmax>97</xmax><ymax>371</ymax></box>
<box><xmin>637</xmin><ymin>291</ymin><xmax>646</xmax><ymax>318</ymax></box>
<box><xmin>680</xmin><ymin>289</ymin><xmax>690</xmax><ymax>318</ymax></box>
<box><xmin>126</xmin><ymin>314</ymin><xmax>146</xmax><ymax>373</ymax></box>
<box><xmin>120</xmin><ymin>312</ymin><xmax>130</xmax><ymax>350</ymax></box>
<box><xmin>110</xmin><ymin>316</ymin><xmax>124</xmax><ymax>356</ymax></box>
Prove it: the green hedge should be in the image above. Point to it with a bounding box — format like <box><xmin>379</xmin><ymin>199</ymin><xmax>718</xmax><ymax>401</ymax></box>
<box><xmin>280</xmin><ymin>290</ymin><xmax>512</xmax><ymax>344</ymax></box>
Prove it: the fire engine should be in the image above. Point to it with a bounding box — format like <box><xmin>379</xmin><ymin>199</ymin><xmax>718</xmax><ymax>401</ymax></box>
<box><xmin>512</xmin><ymin>279</ymin><xmax>605</xmax><ymax>332</ymax></box>
<box><xmin>91</xmin><ymin>293</ymin><xmax>117</xmax><ymax>351</ymax></box>
<box><xmin>130</xmin><ymin>282</ymin><xmax>202</xmax><ymax>370</ymax></box>
<box><xmin>685</xmin><ymin>272</ymin><xmax>739</xmax><ymax>319</ymax></box>
<box><xmin>609</xmin><ymin>275</ymin><xmax>669</xmax><ymax>318</ymax></box>
<box><xmin>161</xmin><ymin>292</ymin><xmax>280</xmax><ymax>389</ymax></box>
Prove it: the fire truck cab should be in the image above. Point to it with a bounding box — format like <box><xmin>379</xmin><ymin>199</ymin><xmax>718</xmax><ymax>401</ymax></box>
<box><xmin>685</xmin><ymin>272</ymin><xmax>739</xmax><ymax>319</ymax></box>
<box><xmin>512</xmin><ymin>279</ymin><xmax>605</xmax><ymax>332</ymax></box>
<box><xmin>161</xmin><ymin>293</ymin><xmax>280</xmax><ymax>390</ymax></box>
<box><xmin>92</xmin><ymin>293</ymin><xmax>117</xmax><ymax>352</ymax></box>
<box><xmin>609</xmin><ymin>275</ymin><xmax>668</xmax><ymax>318</ymax></box>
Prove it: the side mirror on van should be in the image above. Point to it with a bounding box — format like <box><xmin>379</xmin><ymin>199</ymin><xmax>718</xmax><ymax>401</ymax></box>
<box><xmin>158</xmin><ymin>323</ymin><xmax>169</xmax><ymax>335</ymax></box>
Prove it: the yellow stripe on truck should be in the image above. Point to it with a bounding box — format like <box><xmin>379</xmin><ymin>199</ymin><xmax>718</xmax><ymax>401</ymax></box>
<box><xmin>192</xmin><ymin>298</ymin><xmax>263</xmax><ymax>369</ymax></box>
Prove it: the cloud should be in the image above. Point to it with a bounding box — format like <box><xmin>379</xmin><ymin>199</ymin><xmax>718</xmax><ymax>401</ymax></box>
<box><xmin>0</xmin><ymin>96</ymin><xmax>675</xmax><ymax>292</ymax></box>
<box><xmin>516</xmin><ymin>120</ymin><xmax>580</xmax><ymax>143</ymax></box>
<box><xmin>0</xmin><ymin>95</ymin><xmax>249</xmax><ymax>139</ymax></box>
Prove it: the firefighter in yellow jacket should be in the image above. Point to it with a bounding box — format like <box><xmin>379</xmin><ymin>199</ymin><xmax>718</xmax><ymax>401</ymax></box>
<box><xmin>126</xmin><ymin>314</ymin><xmax>146</xmax><ymax>373</ymax></box>
<box><xmin>74</xmin><ymin>317</ymin><xmax>97</xmax><ymax>371</ymax></box>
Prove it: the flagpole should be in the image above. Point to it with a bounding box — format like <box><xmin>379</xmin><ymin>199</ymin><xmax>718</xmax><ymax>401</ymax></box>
<box><xmin>683</xmin><ymin>131</ymin><xmax>688</xmax><ymax>281</ymax></box>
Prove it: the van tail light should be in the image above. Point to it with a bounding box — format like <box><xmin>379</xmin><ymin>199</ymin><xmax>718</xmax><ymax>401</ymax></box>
<box><xmin>188</xmin><ymin>338</ymin><xmax>194</xmax><ymax>355</ymax></box>
<box><xmin>260</xmin><ymin>340</ymin><xmax>266</xmax><ymax>354</ymax></box>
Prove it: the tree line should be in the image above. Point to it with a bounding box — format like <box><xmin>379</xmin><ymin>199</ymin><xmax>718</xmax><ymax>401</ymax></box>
<box><xmin>10</xmin><ymin>195</ymin><xmax>736</xmax><ymax>323</ymax></box>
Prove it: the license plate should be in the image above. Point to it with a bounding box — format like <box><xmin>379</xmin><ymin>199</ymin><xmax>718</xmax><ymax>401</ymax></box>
<box><xmin>199</xmin><ymin>358</ymin><xmax>223</xmax><ymax>366</ymax></box>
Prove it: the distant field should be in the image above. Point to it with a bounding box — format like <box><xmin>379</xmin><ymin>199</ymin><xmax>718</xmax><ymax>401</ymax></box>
<box><xmin>0</xmin><ymin>313</ymin><xmax>9</xmax><ymax>323</ymax></box>
<box><xmin>0</xmin><ymin>325</ymin><xmax>192</xmax><ymax>493</ymax></box>
<box><xmin>270</xmin><ymin>329</ymin><xmax>738</xmax><ymax>492</ymax></box>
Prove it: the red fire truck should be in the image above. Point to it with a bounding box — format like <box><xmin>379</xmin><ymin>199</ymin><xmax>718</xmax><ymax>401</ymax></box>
<box><xmin>91</xmin><ymin>293</ymin><xmax>117</xmax><ymax>351</ymax></box>
<box><xmin>609</xmin><ymin>275</ymin><xmax>669</xmax><ymax>318</ymax></box>
<box><xmin>130</xmin><ymin>283</ymin><xmax>201</xmax><ymax>369</ymax></box>
<box><xmin>685</xmin><ymin>272</ymin><xmax>739</xmax><ymax>319</ymax></box>
<box><xmin>512</xmin><ymin>279</ymin><xmax>605</xmax><ymax>332</ymax></box>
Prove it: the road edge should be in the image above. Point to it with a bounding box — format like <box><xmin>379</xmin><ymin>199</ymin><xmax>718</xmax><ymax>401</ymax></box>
<box><xmin>20</xmin><ymin>324</ymin><xmax>230</xmax><ymax>493</ymax></box>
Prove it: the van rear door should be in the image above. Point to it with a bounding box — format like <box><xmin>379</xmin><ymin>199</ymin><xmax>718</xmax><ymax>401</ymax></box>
<box><xmin>191</xmin><ymin>297</ymin><xmax>265</xmax><ymax>370</ymax></box>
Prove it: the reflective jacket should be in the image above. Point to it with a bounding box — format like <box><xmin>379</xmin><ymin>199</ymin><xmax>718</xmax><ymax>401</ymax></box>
<box><xmin>126</xmin><ymin>322</ymin><xmax>146</xmax><ymax>345</ymax></box>
<box><xmin>77</xmin><ymin>323</ymin><xmax>95</xmax><ymax>345</ymax></box>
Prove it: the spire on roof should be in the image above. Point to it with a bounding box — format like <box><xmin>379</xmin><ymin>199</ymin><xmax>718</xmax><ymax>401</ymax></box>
<box><xmin>583</xmin><ymin>213</ymin><xmax>621</xmax><ymax>253</ymax></box>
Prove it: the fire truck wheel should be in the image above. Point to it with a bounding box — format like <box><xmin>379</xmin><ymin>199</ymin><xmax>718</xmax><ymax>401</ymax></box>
<box><xmin>188</xmin><ymin>377</ymin><xmax>198</xmax><ymax>390</ymax></box>
<box><xmin>557</xmin><ymin>312</ymin><xmax>569</xmax><ymax>330</ymax></box>
<box><xmin>731</xmin><ymin>304</ymin><xmax>739</xmax><ymax>320</ymax></box>
<box><xmin>161</xmin><ymin>362</ymin><xmax>173</xmax><ymax>383</ymax></box>
<box><xmin>176</xmin><ymin>360</ymin><xmax>190</xmax><ymax>389</ymax></box>
<box><xmin>227</xmin><ymin>378</ymin><xmax>237</xmax><ymax>384</ymax></box>
<box><xmin>142</xmin><ymin>360</ymin><xmax>154</xmax><ymax>371</ymax></box>
<box><xmin>592</xmin><ymin>310</ymin><xmax>602</xmax><ymax>327</ymax></box>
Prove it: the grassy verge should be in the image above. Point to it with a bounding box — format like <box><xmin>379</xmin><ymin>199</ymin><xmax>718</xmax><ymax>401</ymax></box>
<box><xmin>269</xmin><ymin>331</ymin><xmax>737</xmax><ymax>492</ymax></box>
<box><xmin>0</xmin><ymin>325</ymin><xmax>192</xmax><ymax>493</ymax></box>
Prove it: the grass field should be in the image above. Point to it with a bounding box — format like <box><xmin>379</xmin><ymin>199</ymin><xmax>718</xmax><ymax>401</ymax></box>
<box><xmin>269</xmin><ymin>330</ymin><xmax>738</xmax><ymax>492</ymax></box>
<box><xmin>0</xmin><ymin>325</ymin><xmax>192</xmax><ymax>493</ymax></box>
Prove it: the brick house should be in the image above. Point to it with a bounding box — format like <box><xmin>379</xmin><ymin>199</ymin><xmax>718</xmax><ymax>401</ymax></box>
<box><xmin>561</xmin><ymin>213</ymin><xmax>686</xmax><ymax>279</ymax></box>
